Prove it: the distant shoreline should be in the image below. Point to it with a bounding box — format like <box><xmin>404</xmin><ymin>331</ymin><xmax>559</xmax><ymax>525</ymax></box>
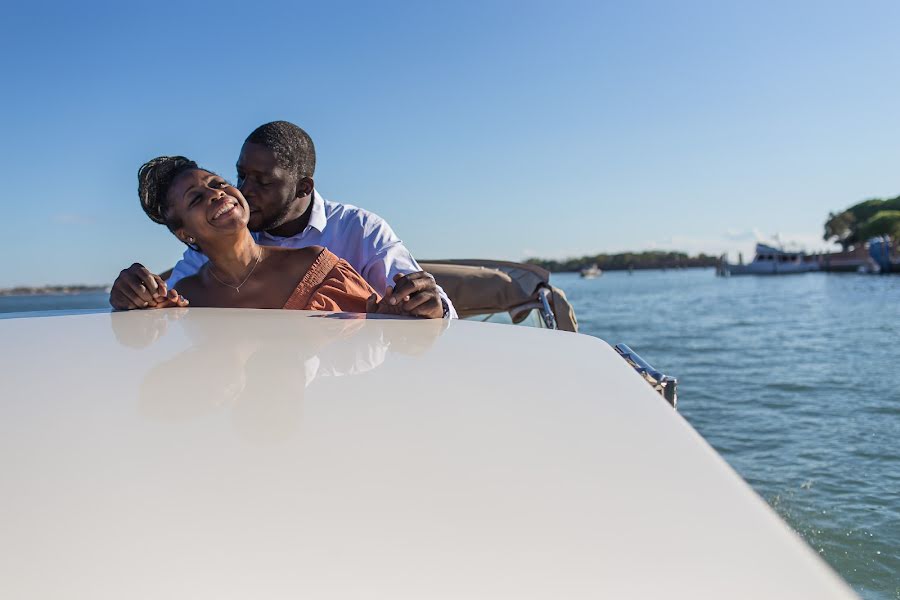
<box><xmin>526</xmin><ymin>251</ymin><xmax>719</xmax><ymax>273</ymax></box>
<box><xmin>0</xmin><ymin>285</ymin><xmax>109</xmax><ymax>297</ymax></box>
<box><xmin>550</xmin><ymin>265</ymin><xmax>714</xmax><ymax>273</ymax></box>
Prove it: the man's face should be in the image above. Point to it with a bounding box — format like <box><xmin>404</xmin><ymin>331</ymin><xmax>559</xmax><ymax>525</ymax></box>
<box><xmin>235</xmin><ymin>142</ymin><xmax>297</xmax><ymax>232</ymax></box>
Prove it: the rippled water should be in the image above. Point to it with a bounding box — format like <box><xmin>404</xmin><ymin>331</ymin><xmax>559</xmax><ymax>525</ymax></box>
<box><xmin>556</xmin><ymin>269</ymin><xmax>899</xmax><ymax>600</ymax></box>
<box><xmin>0</xmin><ymin>292</ymin><xmax>111</xmax><ymax>315</ymax></box>
<box><xmin>2</xmin><ymin>275</ymin><xmax>898</xmax><ymax>597</ymax></box>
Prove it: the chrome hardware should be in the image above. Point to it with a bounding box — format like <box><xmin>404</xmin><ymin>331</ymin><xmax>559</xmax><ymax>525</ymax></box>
<box><xmin>537</xmin><ymin>287</ymin><xmax>557</xmax><ymax>330</ymax></box>
<box><xmin>614</xmin><ymin>344</ymin><xmax>677</xmax><ymax>408</ymax></box>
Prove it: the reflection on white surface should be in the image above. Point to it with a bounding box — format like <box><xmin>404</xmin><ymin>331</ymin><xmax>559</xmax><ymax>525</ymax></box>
<box><xmin>109</xmin><ymin>309</ymin><xmax>448</xmax><ymax>444</ymax></box>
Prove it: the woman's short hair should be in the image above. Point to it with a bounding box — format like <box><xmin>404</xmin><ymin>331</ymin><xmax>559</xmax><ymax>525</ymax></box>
<box><xmin>138</xmin><ymin>155</ymin><xmax>200</xmax><ymax>229</ymax></box>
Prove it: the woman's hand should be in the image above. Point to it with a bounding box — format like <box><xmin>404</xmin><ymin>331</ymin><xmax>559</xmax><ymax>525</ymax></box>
<box><xmin>152</xmin><ymin>288</ymin><xmax>190</xmax><ymax>309</ymax></box>
<box><xmin>110</xmin><ymin>263</ymin><xmax>189</xmax><ymax>310</ymax></box>
<box><xmin>365</xmin><ymin>288</ymin><xmax>405</xmax><ymax>315</ymax></box>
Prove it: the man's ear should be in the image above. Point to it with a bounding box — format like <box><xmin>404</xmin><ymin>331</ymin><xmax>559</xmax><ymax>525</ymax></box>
<box><xmin>295</xmin><ymin>176</ymin><xmax>314</xmax><ymax>199</ymax></box>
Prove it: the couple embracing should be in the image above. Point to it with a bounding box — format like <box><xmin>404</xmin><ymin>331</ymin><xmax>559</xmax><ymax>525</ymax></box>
<box><xmin>111</xmin><ymin>121</ymin><xmax>455</xmax><ymax>319</ymax></box>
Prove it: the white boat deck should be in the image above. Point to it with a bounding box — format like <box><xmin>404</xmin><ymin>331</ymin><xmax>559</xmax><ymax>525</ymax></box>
<box><xmin>0</xmin><ymin>309</ymin><xmax>857</xmax><ymax>598</ymax></box>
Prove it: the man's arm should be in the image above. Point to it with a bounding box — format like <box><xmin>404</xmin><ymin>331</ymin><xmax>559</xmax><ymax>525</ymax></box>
<box><xmin>108</xmin><ymin>247</ymin><xmax>206</xmax><ymax>311</ymax></box>
<box><xmin>356</xmin><ymin>215</ymin><xmax>457</xmax><ymax>319</ymax></box>
<box><xmin>109</xmin><ymin>264</ymin><xmax>189</xmax><ymax>310</ymax></box>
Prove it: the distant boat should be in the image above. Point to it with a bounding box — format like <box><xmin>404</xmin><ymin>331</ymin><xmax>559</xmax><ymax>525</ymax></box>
<box><xmin>580</xmin><ymin>264</ymin><xmax>602</xmax><ymax>279</ymax></box>
<box><xmin>718</xmin><ymin>243</ymin><xmax>819</xmax><ymax>276</ymax></box>
<box><xmin>868</xmin><ymin>236</ymin><xmax>900</xmax><ymax>274</ymax></box>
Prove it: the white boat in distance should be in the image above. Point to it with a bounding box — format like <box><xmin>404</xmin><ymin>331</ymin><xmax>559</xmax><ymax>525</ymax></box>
<box><xmin>0</xmin><ymin>260</ymin><xmax>857</xmax><ymax>599</ymax></box>
<box><xmin>580</xmin><ymin>264</ymin><xmax>602</xmax><ymax>278</ymax></box>
<box><xmin>718</xmin><ymin>243</ymin><xmax>820</xmax><ymax>275</ymax></box>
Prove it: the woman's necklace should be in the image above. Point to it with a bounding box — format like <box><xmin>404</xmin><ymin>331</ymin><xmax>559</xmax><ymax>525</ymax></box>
<box><xmin>208</xmin><ymin>247</ymin><xmax>262</xmax><ymax>293</ymax></box>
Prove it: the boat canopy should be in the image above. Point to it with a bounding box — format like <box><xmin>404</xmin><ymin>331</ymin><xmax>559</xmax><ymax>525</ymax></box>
<box><xmin>421</xmin><ymin>259</ymin><xmax>578</xmax><ymax>332</ymax></box>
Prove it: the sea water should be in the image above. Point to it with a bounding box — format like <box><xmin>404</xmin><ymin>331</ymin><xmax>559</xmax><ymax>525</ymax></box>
<box><xmin>1</xmin><ymin>273</ymin><xmax>898</xmax><ymax>598</ymax></box>
<box><xmin>555</xmin><ymin>269</ymin><xmax>899</xmax><ymax>600</ymax></box>
<box><xmin>0</xmin><ymin>291</ymin><xmax>111</xmax><ymax>315</ymax></box>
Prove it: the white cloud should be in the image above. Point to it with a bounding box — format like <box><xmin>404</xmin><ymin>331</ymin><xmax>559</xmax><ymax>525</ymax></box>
<box><xmin>724</xmin><ymin>227</ymin><xmax>765</xmax><ymax>241</ymax></box>
<box><xmin>52</xmin><ymin>213</ymin><xmax>95</xmax><ymax>226</ymax></box>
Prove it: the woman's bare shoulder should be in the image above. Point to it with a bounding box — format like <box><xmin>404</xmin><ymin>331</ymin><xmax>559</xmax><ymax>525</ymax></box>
<box><xmin>172</xmin><ymin>273</ymin><xmax>207</xmax><ymax>303</ymax></box>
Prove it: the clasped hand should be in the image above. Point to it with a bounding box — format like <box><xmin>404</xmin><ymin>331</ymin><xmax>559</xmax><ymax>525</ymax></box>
<box><xmin>365</xmin><ymin>272</ymin><xmax>443</xmax><ymax>318</ymax></box>
<box><xmin>109</xmin><ymin>263</ymin><xmax>189</xmax><ymax>310</ymax></box>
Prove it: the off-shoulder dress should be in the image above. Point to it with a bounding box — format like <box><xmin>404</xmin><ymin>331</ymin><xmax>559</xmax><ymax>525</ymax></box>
<box><xmin>282</xmin><ymin>248</ymin><xmax>378</xmax><ymax>313</ymax></box>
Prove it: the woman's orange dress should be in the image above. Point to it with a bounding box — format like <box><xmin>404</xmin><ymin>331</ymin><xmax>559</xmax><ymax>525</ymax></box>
<box><xmin>282</xmin><ymin>248</ymin><xmax>378</xmax><ymax>313</ymax></box>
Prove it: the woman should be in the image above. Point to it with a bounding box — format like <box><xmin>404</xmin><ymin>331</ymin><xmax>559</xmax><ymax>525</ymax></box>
<box><xmin>136</xmin><ymin>155</ymin><xmax>400</xmax><ymax>314</ymax></box>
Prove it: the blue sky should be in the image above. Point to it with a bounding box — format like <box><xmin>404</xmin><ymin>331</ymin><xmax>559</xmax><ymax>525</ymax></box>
<box><xmin>2</xmin><ymin>0</ymin><xmax>899</xmax><ymax>286</ymax></box>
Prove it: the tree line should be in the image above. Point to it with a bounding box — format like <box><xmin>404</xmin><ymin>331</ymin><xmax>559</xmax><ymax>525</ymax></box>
<box><xmin>526</xmin><ymin>251</ymin><xmax>719</xmax><ymax>273</ymax></box>
<box><xmin>529</xmin><ymin>193</ymin><xmax>900</xmax><ymax>273</ymax></box>
<box><xmin>824</xmin><ymin>195</ymin><xmax>900</xmax><ymax>250</ymax></box>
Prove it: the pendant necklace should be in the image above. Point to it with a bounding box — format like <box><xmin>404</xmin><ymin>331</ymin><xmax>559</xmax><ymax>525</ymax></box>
<box><xmin>208</xmin><ymin>247</ymin><xmax>262</xmax><ymax>293</ymax></box>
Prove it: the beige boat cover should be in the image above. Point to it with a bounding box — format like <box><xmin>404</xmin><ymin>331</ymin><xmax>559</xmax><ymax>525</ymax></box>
<box><xmin>421</xmin><ymin>260</ymin><xmax>578</xmax><ymax>332</ymax></box>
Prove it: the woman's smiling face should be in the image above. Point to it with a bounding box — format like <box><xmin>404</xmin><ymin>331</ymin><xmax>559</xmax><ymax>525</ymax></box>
<box><xmin>166</xmin><ymin>169</ymin><xmax>250</xmax><ymax>245</ymax></box>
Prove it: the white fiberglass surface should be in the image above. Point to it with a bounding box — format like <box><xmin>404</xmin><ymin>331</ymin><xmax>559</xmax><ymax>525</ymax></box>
<box><xmin>0</xmin><ymin>309</ymin><xmax>856</xmax><ymax>599</ymax></box>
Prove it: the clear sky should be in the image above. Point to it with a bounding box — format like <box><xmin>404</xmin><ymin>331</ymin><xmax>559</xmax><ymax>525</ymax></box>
<box><xmin>2</xmin><ymin>0</ymin><xmax>899</xmax><ymax>286</ymax></box>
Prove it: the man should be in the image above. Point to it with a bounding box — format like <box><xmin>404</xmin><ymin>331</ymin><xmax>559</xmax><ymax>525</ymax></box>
<box><xmin>111</xmin><ymin>121</ymin><xmax>455</xmax><ymax>318</ymax></box>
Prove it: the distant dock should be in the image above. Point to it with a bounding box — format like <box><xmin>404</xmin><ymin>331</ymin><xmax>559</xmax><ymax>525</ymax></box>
<box><xmin>812</xmin><ymin>246</ymin><xmax>877</xmax><ymax>272</ymax></box>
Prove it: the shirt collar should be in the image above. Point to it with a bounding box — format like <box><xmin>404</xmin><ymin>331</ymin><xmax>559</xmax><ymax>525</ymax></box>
<box><xmin>307</xmin><ymin>189</ymin><xmax>327</xmax><ymax>233</ymax></box>
<box><xmin>259</xmin><ymin>189</ymin><xmax>326</xmax><ymax>241</ymax></box>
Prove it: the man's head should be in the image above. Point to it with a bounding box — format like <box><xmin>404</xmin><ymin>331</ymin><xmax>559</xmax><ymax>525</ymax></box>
<box><xmin>237</xmin><ymin>121</ymin><xmax>316</xmax><ymax>232</ymax></box>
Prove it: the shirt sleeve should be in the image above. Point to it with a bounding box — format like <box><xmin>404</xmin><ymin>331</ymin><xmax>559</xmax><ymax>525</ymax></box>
<box><xmin>356</xmin><ymin>214</ymin><xmax>458</xmax><ymax>319</ymax></box>
<box><xmin>165</xmin><ymin>247</ymin><xmax>209</xmax><ymax>288</ymax></box>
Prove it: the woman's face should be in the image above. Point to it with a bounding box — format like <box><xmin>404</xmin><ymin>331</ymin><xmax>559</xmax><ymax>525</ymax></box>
<box><xmin>166</xmin><ymin>169</ymin><xmax>250</xmax><ymax>246</ymax></box>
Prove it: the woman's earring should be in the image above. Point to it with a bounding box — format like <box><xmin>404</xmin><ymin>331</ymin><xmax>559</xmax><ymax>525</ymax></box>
<box><xmin>187</xmin><ymin>237</ymin><xmax>195</xmax><ymax>244</ymax></box>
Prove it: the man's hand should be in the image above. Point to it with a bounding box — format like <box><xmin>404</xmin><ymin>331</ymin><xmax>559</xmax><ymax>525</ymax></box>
<box><xmin>385</xmin><ymin>271</ymin><xmax>444</xmax><ymax>319</ymax></box>
<box><xmin>109</xmin><ymin>263</ymin><xmax>189</xmax><ymax>311</ymax></box>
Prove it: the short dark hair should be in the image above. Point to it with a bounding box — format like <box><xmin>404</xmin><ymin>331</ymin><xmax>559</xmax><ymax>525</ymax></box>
<box><xmin>138</xmin><ymin>155</ymin><xmax>200</xmax><ymax>230</ymax></box>
<box><xmin>245</xmin><ymin>121</ymin><xmax>316</xmax><ymax>180</ymax></box>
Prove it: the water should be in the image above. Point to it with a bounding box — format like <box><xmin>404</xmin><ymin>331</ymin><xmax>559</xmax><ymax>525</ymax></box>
<box><xmin>0</xmin><ymin>291</ymin><xmax>111</xmax><ymax>316</ymax></box>
<box><xmin>2</xmin><ymin>276</ymin><xmax>898</xmax><ymax>597</ymax></box>
<box><xmin>555</xmin><ymin>269</ymin><xmax>899</xmax><ymax>600</ymax></box>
